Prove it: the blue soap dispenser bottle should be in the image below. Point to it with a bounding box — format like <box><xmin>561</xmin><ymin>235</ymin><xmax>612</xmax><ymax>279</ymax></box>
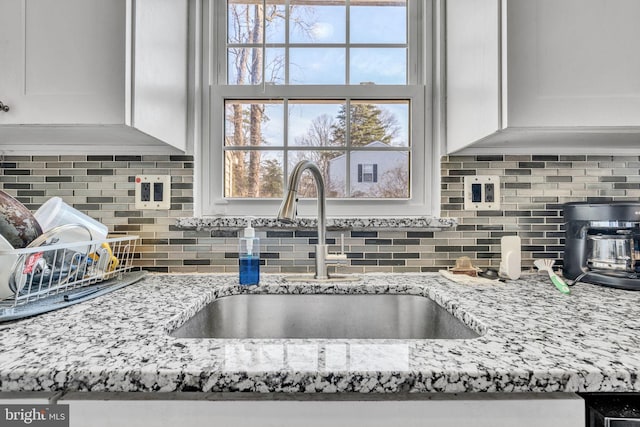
<box><xmin>239</xmin><ymin>217</ymin><xmax>260</xmax><ymax>285</ymax></box>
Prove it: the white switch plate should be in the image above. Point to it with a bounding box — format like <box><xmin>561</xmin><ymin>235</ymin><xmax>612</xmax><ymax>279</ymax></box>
<box><xmin>135</xmin><ymin>175</ymin><xmax>171</xmax><ymax>210</ymax></box>
<box><xmin>464</xmin><ymin>175</ymin><xmax>501</xmax><ymax>211</ymax></box>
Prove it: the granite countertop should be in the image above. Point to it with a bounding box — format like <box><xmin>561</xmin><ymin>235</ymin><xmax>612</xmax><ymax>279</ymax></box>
<box><xmin>0</xmin><ymin>273</ymin><xmax>638</xmax><ymax>394</ymax></box>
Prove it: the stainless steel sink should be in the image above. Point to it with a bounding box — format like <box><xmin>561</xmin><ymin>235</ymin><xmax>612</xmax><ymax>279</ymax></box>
<box><xmin>170</xmin><ymin>294</ymin><xmax>480</xmax><ymax>339</ymax></box>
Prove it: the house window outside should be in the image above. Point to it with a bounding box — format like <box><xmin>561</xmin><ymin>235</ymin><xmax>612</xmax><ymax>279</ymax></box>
<box><xmin>359</xmin><ymin>164</ymin><xmax>377</xmax><ymax>183</ymax></box>
<box><xmin>206</xmin><ymin>1</ymin><xmax>430</xmax><ymax>216</ymax></box>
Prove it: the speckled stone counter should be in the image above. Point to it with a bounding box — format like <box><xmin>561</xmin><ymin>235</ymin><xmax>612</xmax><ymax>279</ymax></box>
<box><xmin>0</xmin><ymin>273</ymin><xmax>638</xmax><ymax>394</ymax></box>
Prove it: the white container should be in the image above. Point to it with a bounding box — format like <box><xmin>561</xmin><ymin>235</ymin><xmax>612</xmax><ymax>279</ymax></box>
<box><xmin>34</xmin><ymin>197</ymin><xmax>108</xmax><ymax>241</ymax></box>
<box><xmin>499</xmin><ymin>235</ymin><xmax>521</xmax><ymax>280</ymax></box>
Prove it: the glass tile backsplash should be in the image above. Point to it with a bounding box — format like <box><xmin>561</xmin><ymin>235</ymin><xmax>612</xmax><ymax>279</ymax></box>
<box><xmin>1</xmin><ymin>154</ymin><xmax>639</xmax><ymax>273</ymax></box>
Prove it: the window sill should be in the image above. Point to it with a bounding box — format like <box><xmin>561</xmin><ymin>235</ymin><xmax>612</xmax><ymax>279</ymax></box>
<box><xmin>176</xmin><ymin>216</ymin><xmax>457</xmax><ymax>231</ymax></box>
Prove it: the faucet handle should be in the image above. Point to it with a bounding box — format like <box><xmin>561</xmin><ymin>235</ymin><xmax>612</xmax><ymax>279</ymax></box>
<box><xmin>325</xmin><ymin>253</ymin><xmax>348</xmax><ymax>263</ymax></box>
<box><xmin>326</xmin><ymin>233</ymin><xmax>348</xmax><ymax>264</ymax></box>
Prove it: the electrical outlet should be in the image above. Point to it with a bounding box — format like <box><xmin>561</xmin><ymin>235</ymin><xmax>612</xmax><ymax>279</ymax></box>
<box><xmin>135</xmin><ymin>175</ymin><xmax>171</xmax><ymax>209</ymax></box>
<box><xmin>140</xmin><ymin>182</ymin><xmax>151</xmax><ymax>202</ymax></box>
<box><xmin>485</xmin><ymin>183</ymin><xmax>495</xmax><ymax>203</ymax></box>
<box><xmin>464</xmin><ymin>176</ymin><xmax>501</xmax><ymax>211</ymax></box>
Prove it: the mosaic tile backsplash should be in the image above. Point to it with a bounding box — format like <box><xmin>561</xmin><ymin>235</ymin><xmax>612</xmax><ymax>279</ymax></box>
<box><xmin>1</xmin><ymin>154</ymin><xmax>639</xmax><ymax>274</ymax></box>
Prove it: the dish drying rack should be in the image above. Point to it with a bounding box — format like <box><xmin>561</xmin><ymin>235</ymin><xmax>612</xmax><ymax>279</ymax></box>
<box><xmin>0</xmin><ymin>235</ymin><xmax>145</xmax><ymax>322</ymax></box>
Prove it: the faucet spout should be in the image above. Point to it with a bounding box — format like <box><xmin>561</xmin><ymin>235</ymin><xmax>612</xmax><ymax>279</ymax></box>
<box><xmin>277</xmin><ymin>189</ymin><xmax>299</xmax><ymax>223</ymax></box>
<box><xmin>277</xmin><ymin>160</ymin><xmax>331</xmax><ymax>279</ymax></box>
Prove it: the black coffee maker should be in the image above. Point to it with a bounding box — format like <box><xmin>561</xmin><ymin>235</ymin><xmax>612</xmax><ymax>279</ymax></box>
<box><xmin>563</xmin><ymin>202</ymin><xmax>640</xmax><ymax>290</ymax></box>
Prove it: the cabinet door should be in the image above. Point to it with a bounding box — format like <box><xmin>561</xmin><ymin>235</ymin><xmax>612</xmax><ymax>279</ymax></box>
<box><xmin>445</xmin><ymin>0</ymin><xmax>501</xmax><ymax>153</ymax></box>
<box><xmin>61</xmin><ymin>396</ymin><xmax>584</xmax><ymax>427</ymax></box>
<box><xmin>0</xmin><ymin>0</ymin><xmax>125</xmax><ymax>125</ymax></box>
<box><xmin>131</xmin><ymin>0</ymin><xmax>189</xmax><ymax>151</ymax></box>
<box><xmin>507</xmin><ymin>0</ymin><xmax>640</xmax><ymax>127</ymax></box>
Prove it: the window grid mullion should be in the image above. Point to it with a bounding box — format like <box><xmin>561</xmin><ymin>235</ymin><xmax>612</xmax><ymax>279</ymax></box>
<box><xmin>261</xmin><ymin>0</ymin><xmax>266</xmax><ymax>91</ymax></box>
<box><xmin>219</xmin><ymin>1</ymin><xmax>227</xmax><ymax>85</ymax></box>
<box><xmin>345</xmin><ymin>0</ymin><xmax>351</xmax><ymax>85</ymax></box>
<box><xmin>285</xmin><ymin>0</ymin><xmax>290</xmax><ymax>85</ymax></box>
<box><xmin>345</xmin><ymin>98</ymin><xmax>351</xmax><ymax>197</ymax></box>
<box><xmin>228</xmin><ymin>43</ymin><xmax>408</xmax><ymax>48</ymax></box>
<box><xmin>223</xmin><ymin>145</ymin><xmax>410</xmax><ymax>152</ymax></box>
<box><xmin>283</xmin><ymin>97</ymin><xmax>289</xmax><ymax>192</ymax></box>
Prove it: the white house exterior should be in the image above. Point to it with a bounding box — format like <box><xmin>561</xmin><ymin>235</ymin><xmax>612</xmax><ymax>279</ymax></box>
<box><xmin>328</xmin><ymin>141</ymin><xmax>409</xmax><ymax>197</ymax></box>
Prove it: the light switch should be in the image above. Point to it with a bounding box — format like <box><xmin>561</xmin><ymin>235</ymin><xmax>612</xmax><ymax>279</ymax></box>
<box><xmin>135</xmin><ymin>175</ymin><xmax>171</xmax><ymax>210</ymax></box>
<box><xmin>471</xmin><ymin>183</ymin><xmax>482</xmax><ymax>203</ymax></box>
<box><xmin>153</xmin><ymin>182</ymin><xmax>164</xmax><ymax>202</ymax></box>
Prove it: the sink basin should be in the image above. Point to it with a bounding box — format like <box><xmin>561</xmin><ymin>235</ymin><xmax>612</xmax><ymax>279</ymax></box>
<box><xmin>170</xmin><ymin>294</ymin><xmax>480</xmax><ymax>339</ymax></box>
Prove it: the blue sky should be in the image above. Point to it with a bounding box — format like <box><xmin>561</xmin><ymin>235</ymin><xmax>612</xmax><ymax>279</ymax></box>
<box><xmin>229</xmin><ymin>2</ymin><xmax>407</xmax><ymax>85</ymax></box>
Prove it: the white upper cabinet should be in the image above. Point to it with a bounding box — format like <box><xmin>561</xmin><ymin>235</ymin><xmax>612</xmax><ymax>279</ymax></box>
<box><xmin>446</xmin><ymin>0</ymin><xmax>640</xmax><ymax>154</ymax></box>
<box><xmin>0</xmin><ymin>0</ymin><xmax>190</xmax><ymax>154</ymax></box>
<box><xmin>0</xmin><ymin>0</ymin><xmax>126</xmax><ymax>125</ymax></box>
<box><xmin>507</xmin><ymin>0</ymin><xmax>640</xmax><ymax>128</ymax></box>
<box><xmin>132</xmin><ymin>0</ymin><xmax>189</xmax><ymax>152</ymax></box>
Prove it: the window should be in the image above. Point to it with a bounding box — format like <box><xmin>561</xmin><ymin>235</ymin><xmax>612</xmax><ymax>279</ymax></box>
<box><xmin>358</xmin><ymin>164</ymin><xmax>377</xmax><ymax>183</ymax></box>
<box><xmin>203</xmin><ymin>0</ymin><xmax>433</xmax><ymax>217</ymax></box>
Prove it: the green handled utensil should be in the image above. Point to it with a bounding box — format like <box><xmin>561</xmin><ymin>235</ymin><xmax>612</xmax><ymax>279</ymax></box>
<box><xmin>534</xmin><ymin>259</ymin><xmax>571</xmax><ymax>294</ymax></box>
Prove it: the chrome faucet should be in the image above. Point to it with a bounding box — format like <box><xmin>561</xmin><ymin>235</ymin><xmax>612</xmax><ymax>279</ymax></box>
<box><xmin>277</xmin><ymin>160</ymin><xmax>347</xmax><ymax>280</ymax></box>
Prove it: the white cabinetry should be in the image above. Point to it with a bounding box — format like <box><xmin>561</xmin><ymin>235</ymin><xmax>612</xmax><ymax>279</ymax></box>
<box><xmin>132</xmin><ymin>0</ymin><xmax>190</xmax><ymax>152</ymax></box>
<box><xmin>0</xmin><ymin>0</ymin><xmax>191</xmax><ymax>154</ymax></box>
<box><xmin>0</xmin><ymin>393</ymin><xmax>53</xmax><ymax>404</ymax></box>
<box><xmin>60</xmin><ymin>394</ymin><xmax>584</xmax><ymax>427</ymax></box>
<box><xmin>0</xmin><ymin>0</ymin><xmax>126</xmax><ymax>125</ymax></box>
<box><xmin>446</xmin><ymin>0</ymin><xmax>640</xmax><ymax>154</ymax></box>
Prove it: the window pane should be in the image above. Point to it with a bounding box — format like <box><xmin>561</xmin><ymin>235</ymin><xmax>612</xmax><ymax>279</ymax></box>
<box><xmin>228</xmin><ymin>47</ymin><xmax>265</xmax><ymax>85</ymax></box>
<box><xmin>349</xmin><ymin>151</ymin><xmax>409</xmax><ymax>198</ymax></box>
<box><xmin>228</xmin><ymin>2</ymin><xmax>264</xmax><ymax>44</ymax></box>
<box><xmin>290</xmin><ymin>48</ymin><xmax>345</xmax><ymax>84</ymax></box>
<box><xmin>289</xmin><ymin>3</ymin><xmax>346</xmax><ymax>44</ymax></box>
<box><xmin>225</xmin><ymin>151</ymin><xmax>284</xmax><ymax>198</ymax></box>
<box><xmin>350</xmin><ymin>3</ymin><xmax>407</xmax><ymax>44</ymax></box>
<box><xmin>347</xmin><ymin>101</ymin><xmax>409</xmax><ymax>148</ymax></box>
<box><xmin>288</xmin><ymin>150</ymin><xmax>346</xmax><ymax>198</ymax></box>
<box><xmin>265</xmin><ymin>2</ymin><xmax>286</xmax><ymax>44</ymax></box>
<box><xmin>289</xmin><ymin>101</ymin><xmax>345</xmax><ymax>147</ymax></box>
<box><xmin>265</xmin><ymin>48</ymin><xmax>286</xmax><ymax>84</ymax></box>
<box><xmin>350</xmin><ymin>48</ymin><xmax>407</xmax><ymax>85</ymax></box>
<box><xmin>225</xmin><ymin>101</ymin><xmax>284</xmax><ymax>147</ymax></box>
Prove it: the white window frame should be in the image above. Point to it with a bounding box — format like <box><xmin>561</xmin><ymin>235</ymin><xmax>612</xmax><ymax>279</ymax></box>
<box><xmin>198</xmin><ymin>0</ymin><xmax>436</xmax><ymax>218</ymax></box>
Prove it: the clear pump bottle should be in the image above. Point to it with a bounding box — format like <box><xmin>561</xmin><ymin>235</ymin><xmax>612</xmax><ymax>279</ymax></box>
<box><xmin>239</xmin><ymin>217</ymin><xmax>260</xmax><ymax>285</ymax></box>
